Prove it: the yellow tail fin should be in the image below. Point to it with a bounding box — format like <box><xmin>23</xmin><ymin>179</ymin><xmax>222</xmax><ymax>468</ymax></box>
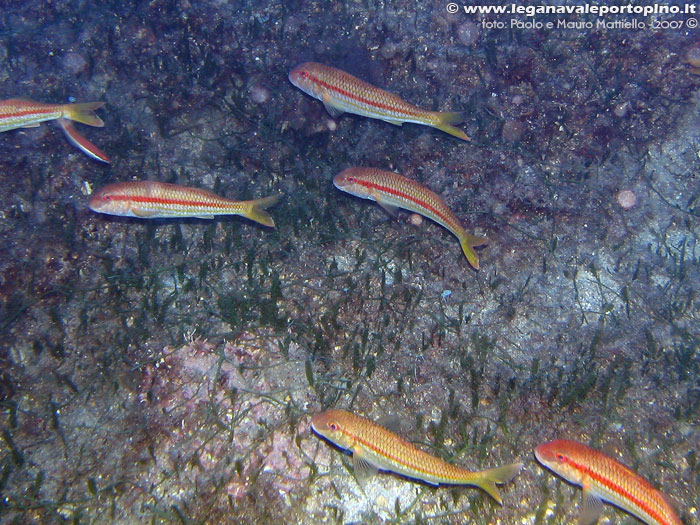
<box><xmin>433</xmin><ymin>111</ymin><xmax>470</xmax><ymax>141</ymax></box>
<box><xmin>473</xmin><ymin>462</ymin><xmax>523</xmax><ymax>505</ymax></box>
<box><xmin>460</xmin><ymin>232</ymin><xmax>488</xmax><ymax>269</ymax></box>
<box><xmin>243</xmin><ymin>194</ymin><xmax>282</xmax><ymax>227</ymax></box>
<box><xmin>63</xmin><ymin>102</ymin><xmax>105</xmax><ymax>127</ymax></box>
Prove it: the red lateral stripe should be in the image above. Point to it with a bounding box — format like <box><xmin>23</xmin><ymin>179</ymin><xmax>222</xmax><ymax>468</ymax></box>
<box><xmin>111</xmin><ymin>195</ymin><xmax>228</xmax><ymax>208</ymax></box>
<box><xmin>309</xmin><ymin>74</ymin><xmax>423</xmax><ymax>118</ymax></box>
<box><xmin>1</xmin><ymin>108</ymin><xmax>56</xmax><ymax>119</ymax></box>
<box><xmin>356</xmin><ymin>178</ymin><xmax>457</xmax><ymax>231</ymax></box>
<box><xmin>340</xmin><ymin>427</ymin><xmax>457</xmax><ymax>480</ymax></box>
<box><xmin>567</xmin><ymin>457</ymin><xmax>668</xmax><ymax>525</ymax></box>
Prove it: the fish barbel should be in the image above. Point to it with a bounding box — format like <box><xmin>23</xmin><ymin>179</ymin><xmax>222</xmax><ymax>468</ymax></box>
<box><xmin>311</xmin><ymin>409</ymin><xmax>522</xmax><ymax>503</ymax></box>
<box><xmin>0</xmin><ymin>98</ymin><xmax>108</xmax><ymax>162</ymax></box>
<box><xmin>535</xmin><ymin>439</ymin><xmax>682</xmax><ymax>525</ymax></box>
<box><xmin>89</xmin><ymin>181</ymin><xmax>281</xmax><ymax>226</ymax></box>
<box><xmin>289</xmin><ymin>62</ymin><xmax>470</xmax><ymax>141</ymax></box>
<box><xmin>333</xmin><ymin>167</ymin><xmax>487</xmax><ymax>269</ymax></box>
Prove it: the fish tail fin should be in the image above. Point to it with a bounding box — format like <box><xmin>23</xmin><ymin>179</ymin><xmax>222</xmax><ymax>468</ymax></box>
<box><xmin>432</xmin><ymin>111</ymin><xmax>470</xmax><ymax>141</ymax></box>
<box><xmin>471</xmin><ymin>462</ymin><xmax>524</xmax><ymax>505</ymax></box>
<box><xmin>459</xmin><ymin>231</ymin><xmax>488</xmax><ymax>269</ymax></box>
<box><xmin>243</xmin><ymin>194</ymin><xmax>282</xmax><ymax>227</ymax></box>
<box><xmin>58</xmin><ymin>118</ymin><xmax>111</xmax><ymax>163</ymax></box>
<box><xmin>63</xmin><ymin>102</ymin><xmax>105</xmax><ymax>127</ymax></box>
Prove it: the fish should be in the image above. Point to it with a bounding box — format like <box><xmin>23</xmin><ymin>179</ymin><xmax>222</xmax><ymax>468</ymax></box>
<box><xmin>333</xmin><ymin>167</ymin><xmax>487</xmax><ymax>269</ymax></box>
<box><xmin>57</xmin><ymin>118</ymin><xmax>110</xmax><ymax>163</ymax></box>
<box><xmin>289</xmin><ymin>62</ymin><xmax>470</xmax><ymax>141</ymax></box>
<box><xmin>311</xmin><ymin>409</ymin><xmax>523</xmax><ymax>503</ymax></box>
<box><xmin>0</xmin><ymin>99</ymin><xmax>105</xmax><ymax>131</ymax></box>
<box><xmin>89</xmin><ymin>181</ymin><xmax>281</xmax><ymax>226</ymax></box>
<box><xmin>535</xmin><ymin>439</ymin><xmax>682</xmax><ymax>525</ymax></box>
<box><xmin>0</xmin><ymin>98</ymin><xmax>108</xmax><ymax>162</ymax></box>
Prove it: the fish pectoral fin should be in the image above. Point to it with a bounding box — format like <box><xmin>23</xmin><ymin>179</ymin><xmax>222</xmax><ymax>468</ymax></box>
<box><xmin>375</xmin><ymin>196</ymin><xmax>400</xmax><ymax>218</ymax></box>
<box><xmin>195</xmin><ymin>216</ymin><xmax>214</xmax><ymax>220</ymax></box>
<box><xmin>321</xmin><ymin>95</ymin><xmax>344</xmax><ymax>118</ymax></box>
<box><xmin>352</xmin><ymin>450</ymin><xmax>378</xmax><ymax>485</ymax></box>
<box><xmin>131</xmin><ymin>208</ymin><xmax>156</xmax><ymax>218</ymax></box>
<box><xmin>656</xmin><ymin>489</ymin><xmax>682</xmax><ymax>516</ymax></box>
<box><xmin>22</xmin><ymin>123</ymin><xmax>41</xmax><ymax>128</ymax></box>
<box><xmin>578</xmin><ymin>488</ymin><xmax>603</xmax><ymax>525</ymax></box>
<box><xmin>379</xmin><ymin>118</ymin><xmax>403</xmax><ymax>127</ymax></box>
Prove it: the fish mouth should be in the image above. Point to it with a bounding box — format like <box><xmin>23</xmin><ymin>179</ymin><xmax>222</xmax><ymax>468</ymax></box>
<box><xmin>88</xmin><ymin>194</ymin><xmax>104</xmax><ymax>212</ymax></box>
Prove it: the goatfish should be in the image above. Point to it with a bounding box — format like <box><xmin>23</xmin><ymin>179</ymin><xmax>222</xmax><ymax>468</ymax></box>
<box><xmin>289</xmin><ymin>62</ymin><xmax>470</xmax><ymax>141</ymax></box>
<box><xmin>57</xmin><ymin>118</ymin><xmax>110</xmax><ymax>163</ymax></box>
<box><xmin>311</xmin><ymin>409</ymin><xmax>523</xmax><ymax>503</ymax></box>
<box><xmin>0</xmin><ymin>98</ymin><xmax>109</xmax><ymax>162</ymax></box>
<box><xmin>333</xmin><ymin>167</ymin><xmax>487</xmax><ymax>269</ymax></box>
<box><xmin>535</xmin><ymin>439</ymin><xmax>682</xmax><ymax>525</ymax></box>
<box><xmin>89</xmin><ymin>181</ymin><xmax>281</xmax><ymax>226</ymax></box>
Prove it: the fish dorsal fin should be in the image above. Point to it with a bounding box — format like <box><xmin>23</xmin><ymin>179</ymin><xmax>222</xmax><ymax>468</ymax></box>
<box><xmin>656</xmin><ymin>489</ymin><xmax>682</xmax><ymax>517</ymax></box>
<box><xmin>352</xmin><ymin>449</ymin><xmax>378</xmax><ymax>485</ymax></box>
<box><xmin>375</xmin><ymin>195</ymin><xmax>400</xmax><ymax>218</ymax></box>
<box><xmin>579</xmin><ymin>488</ymin><xmax>603</xmax><ymax>525</ymax></box>
<box><xmin>376</xmin><ymin>414</ymin><xmax>402</xmax><ymax>433</ymax></box>
<box><xmin>321</xmin><ymin>95</ymin><xmax>344</xmax><ymax>118</ymax></box>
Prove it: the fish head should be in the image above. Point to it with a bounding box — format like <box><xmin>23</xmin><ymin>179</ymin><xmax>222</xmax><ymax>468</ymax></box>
<box><xmin>534</xmin><ymin>439</ymin><xmax>584</xmax><ymax>485</ymax></box>
<box><xmin>333</xmin><ymin>168</ymin><xmax>373</xmax><ymax>200</ymax></box>
<box><xmin>310</xmin><ymin>409</ymin><xmax>354</xmax><ymax>449</ymax></box>
<box><xmin>289</xmin><ymin>62</ymin><xmax>322</xmax><ymax>98</ymax></box>
<box><xmin>88</xmin><ymin>183</ymin><xmax>132</xmax><ymax>216</ymax></box>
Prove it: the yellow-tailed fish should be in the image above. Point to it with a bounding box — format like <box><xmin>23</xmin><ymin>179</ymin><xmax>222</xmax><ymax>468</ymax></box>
<box><xmin>535</xmin><ymin>439</ymin><xmax>682</xmax><ymax>525</ymax></box>
<box><xmin>0</xmin><ymin>99</ymin><xmax>104</xmax><ymax>130</ymax></box>
<box><xmin>89</xmin><ymin>181</ymin><xmax>280</xmax><ymax>226</ymax></box>
<box><xmin>311</xmin><ymin>409</ymin><xmax>523</xmax><ymax>503</ymax></box>
<box><xmin>0</xmin><ymin>98</ymin><xmax>108</xmax><ymax>162</ymax></box>
<box><xmin>289</xmin><ymin>62</ymin><xmax>470</xmax><ymax>141</ymax></box>
<box><xmin>333</xmin><ymin>167</ymin><xmax>487</xmax><ymax>269</ymax></box>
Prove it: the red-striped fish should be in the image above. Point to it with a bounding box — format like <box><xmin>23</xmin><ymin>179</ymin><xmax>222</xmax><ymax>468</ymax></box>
<box><xmin>311</xmin><ymin>409</ymin><xmax>522</xmax><ymax>503</ymax></box>
<box><xmin>535</xmin><ymin>439</ymin><xmax>682</xmax><ymax>525</ymax></box>
<box><xmin>289</xmin><ymin>62</ymin><xmax>470</xmax><ymax>141</ymax></box>
<box><xmin>89</xmin><ymin>181</ymin><xmax>280</xmax><ymax>226</ymax></box>
<box><xmin>0</xmin><ymin>99</ymin><xmax>104</xmax><ymax>131</ymax></box>
<box><xmin>57</xmin><ymin>118</ymin><xmax>110</xmax><ymax>163</ymax></box>
<box><xmin>0</xmin><ymin>98</ymin><xmax>108</xmax><ymax>162</ymax></box>
<box><xmin>333</xmin><ymin>167</ymin><xmax>487</xmax><ymax>269</ymax></box>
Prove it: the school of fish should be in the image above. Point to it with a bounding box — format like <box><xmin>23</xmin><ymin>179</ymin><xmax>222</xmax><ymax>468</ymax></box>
<box><xmin>2</xmin><ymin>56</ymin><xmax>688</xmax><ymax>524</ymax></box>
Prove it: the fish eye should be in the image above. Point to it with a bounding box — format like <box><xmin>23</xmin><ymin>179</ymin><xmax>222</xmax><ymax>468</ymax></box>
<box><xmin>328</xmin><ymin>422</ymin><xmax>339</xmax><ymax>431</ymax></box>
<box><xmin>300</xmin><ymin>70</ymin><xmax>308</xmax><ymax>79</ymax></box>
<box><xmin>102</xmin><ymin>194</ymin><xmax>112</xmax><ymax>201</ymax></box>
<box><xmin>555</xmin><ymin>453</ymin><xmax>565</xmax><ymax>462</ymax></box>
<box><xmin>347</xmin><ymin>177</ymin><xmax>356</xmax><ymax>183</ymax></box>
